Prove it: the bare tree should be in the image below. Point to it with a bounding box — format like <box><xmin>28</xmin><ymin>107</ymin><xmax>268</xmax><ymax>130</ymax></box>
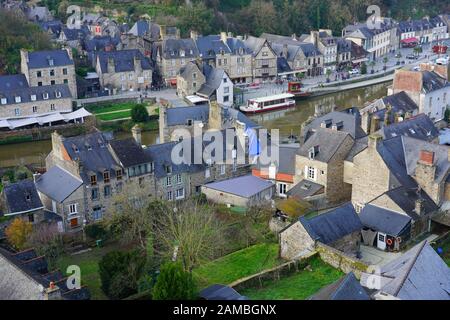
<box><xmin>154</xmin><ymin>199</ymin><xmax>224</xmax><ymax>272</ymax></box>
<box><xmin>105</xmin><ymin>183</ymin><xmax>156</xmax><ymax>252</ymax></box>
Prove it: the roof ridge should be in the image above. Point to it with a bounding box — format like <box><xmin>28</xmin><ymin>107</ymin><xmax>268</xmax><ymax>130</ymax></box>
<box><xmin>393</xmin><ymin>240</ymin><xmax>428</xmax><ymax>296</ymax></box>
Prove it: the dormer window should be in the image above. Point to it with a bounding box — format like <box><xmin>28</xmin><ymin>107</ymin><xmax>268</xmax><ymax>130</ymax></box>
<box><xmin>25</xmin><ymin>193</ymin><xmax>31</xmax><ymax>202</ymax></box>
<box><xmin>308</xmin><ymin>146</ymin><xmax>319</xmax><ymax>159</ymax></box>
<box><xmin>186</xmin><ymin>119</ymin><xmax>193</xmax><ymax>126</ymax></box>
<box><xmin>103</xmin><ymin>170</ymin><xmax>110</xmax><ymax>183</ymax></box>
<box><xmin>165</xmin><ymin>165</ymin><xmax>172</xmax><ymax>174</ymax></box>
<box><xmin>180</xmin><ymin>49</ymin><xmax>185</xmax><ymax>57</ymax></box>
<box><xmin>55</xmin><ymin>91</ymin><xmax>62</xmax><ymax>98</ymax></box>
<box><xmin>31</xmin><ymin>94</ymin><xmax>37</xmax><ymax>101</ymax></box>
<box><xmin>48</xmin><ymin>58</ymin><xmax>54</xmax><ymax>66</ymax></box>
<box><xmin>15</xmin><ymin>96</ymin><xmax>21</xmax><ymax>103</ymax></box>
<box><xmin>0</xmin><ymin>98</ymin><xmax>6</xmax><ymax>105</ymax></box>
<box><xmin>90</xmin><ymin>174</ymin><xmax>97</xmax><ymax>186</ymax></box>
<box><xmin>116</xmin><ymin>169</ymin><xmax>123</xmax><ymax>180</ymax></box>
<box><xmin>43</xmin><ymin>92</ymin><xmax>49</xmax><ymax>100</ymax></box>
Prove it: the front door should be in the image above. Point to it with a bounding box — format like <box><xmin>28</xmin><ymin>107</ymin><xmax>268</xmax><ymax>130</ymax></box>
<box><xmin>70</xmin><ymin>217</ymin><xmax>79</xmax><ymax>228</ymax></box>
<box><xmin>377</xmin><ymin>232</ymin><xmax>387</xmax><ymax>250</ymax></box>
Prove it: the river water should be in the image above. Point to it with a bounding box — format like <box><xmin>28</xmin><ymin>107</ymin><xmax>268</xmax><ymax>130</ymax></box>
<box><xmin>0</xmin><ymin>82</ymin><xmax>389</xmax><ymax>168</ymax></box>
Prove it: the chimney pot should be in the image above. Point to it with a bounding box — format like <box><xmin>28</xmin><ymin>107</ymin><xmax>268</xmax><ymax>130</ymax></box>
<box><xmin>419</xmin><ymin>150</ymin><xmax>434</xmax><ymax>166</ymax></box>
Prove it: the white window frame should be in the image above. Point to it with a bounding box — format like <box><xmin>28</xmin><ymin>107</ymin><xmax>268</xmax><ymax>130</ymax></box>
<box><xmin>69</xmin><ymin>203</ymin><xmax>78</xmax><ymax>215</ymax></box>
<box><xmin>166</xmin><ymin>176</ymin><xmax>172</xmax><ymax>187</ymax></box>
<box><xmin>176</xmin><ymin>188</ymin><xmax>185</xmax><ymax>200</ymax></box>
<box><xmin>176</xmin><ymin>174</ymin><xmax>182</xmax><ymax>184</ymax></box>
<box><xmin>167</xmin><ymin>191</ymin><xmax>173</xmax><ymax>201</ymax></box>
<box><xmin>15</xmin><ymin>96</ymin><xmax>21</xmax><ymax>103</ymax></box>
<box><xmin>278</xmin><ymin>183</ymin><xmax>287</xmax><ymax>195</ymax></box>
<box><xmin>0</xmin><ymin>98</ymin><xmax>6</xmax><ymax>105</ymax></box>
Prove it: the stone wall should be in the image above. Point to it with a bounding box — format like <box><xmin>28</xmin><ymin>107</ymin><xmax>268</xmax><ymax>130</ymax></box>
<box><xmin>279</xmin><ymin>221</ymin><xmax>315</xmax><ymax>260</ymax></box>
<box><xmin>316</xmin><ymin>242</ymin><xmax>368</xmax><ymax>279</ymax></box>
<box><xmin>230</xmin><ymin>252</ymin><xmax>317</xmax><ymax>292</ymax></box>
<box><xmin>0</xmin><ymin>97</ymin><xmax>72</xmax><ymax>119</ymax></box>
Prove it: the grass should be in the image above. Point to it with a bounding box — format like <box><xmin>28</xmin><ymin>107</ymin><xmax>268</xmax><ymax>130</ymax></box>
<box><xmin>240</xmin><ymin>256</ymin><xmax>344</xmax><ymax>300</ymax></box>
<box><xmin>96</xmin><ymin>110</ymin><xmax>131</xmax><ymax>121</ymax></box>
<box><xmin>55</xmin><ymin>242</ymin><xmax>126</xmax><ymax>300</ymax></box>
<box><xmin>87</xmin><ymin>102</ymin><xmax>144</xmax><ymax>114</ymax></box>
<box><xmin>193</xmin><ymin>243</ymin><xmax>281</xmax><ymax>288</ymax></box>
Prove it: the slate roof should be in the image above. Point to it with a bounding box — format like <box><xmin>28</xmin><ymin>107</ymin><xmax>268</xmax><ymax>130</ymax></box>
<box><xmin>143</xmin><ymin>141</ymin><xmax>203</xmax><ymax>179</ymax></box>
<box><xmin>109</xmin><ymin>138</ymin><xmax>152</xmax><ymax>167</ymax></box>
<box><xmin>0</xmin><ymin>84</ymin><xmax>72</xmax><ymax>106</ymax></box>
<box><xmin>384</xmin><ymin>186</ymin><xmax>438</xmax><ymax>220</ymax></box>
<box><xmin>129</xmin><ymin>20</ymin><xmax>160</xmax><ymax>40</ymax></box>
<box><xmin>2</xmin><ymin>180</ymin><xmax>43</xmax><ymax>215</ymax></box>
<box><xmin>360</xmin><ymin>204</ymin><xmax>411</xmax><ymax>236</ymax></box>
<box><xmin>160</xmin><ymin>38</ymin><xmax>199</xmax><ymax>59</ymax></box>
<box><xmin>61</xmin><ymin>26</ymin><xmax>90</xmax><ymax>42</ymax></box>
<box><xmin>97</xmin><ymin>49</ymin><xmax>152</xmax><ymax>73</ymax></box>
<box><xmin>298</xmin><ymin>128</ymin><xmax>352</xmax><ymax>163</ymax></box>
<box><xmin>199</xmin><ymin>284</ymin><xmax>248</xmax><ymax>300</ymax></box>
<box><xmin>299</xmin><ymin>202</ymin><xmax>363</xmax><ymax>244</ymax></box>
<box><xmin>39</xmin><ymin>20</ymin><xmax>63</xmax><ymax>36</ymax></box>
<box><xmin>0</xmin><ymin>247</ymin><xmax>91</xmax><ymax>300</ymax></box>
<box><xmin>421</xmin><ymin>70</ymin><xmax>449</xmax><ymax>93</ymax></box>
<box><xmin>310</xmin><ymin>272</ymin><xmax>370</xmax><ymax>300</ymax></box>
<box><xmin>202</xmin><ymin>175</ymin><xmax>274</xmax><ymax>198</ymax></box>
<box><xmin>254</xmin><ymin>144</ymin><xmax>298</xmax><ymax>175</ymax></box>
<box><xmin>84</xmin><ymin>35</ymin><xmax>120</xmax><ymax>52</ymax></box>
<box><xmin>197</xmin><ymin>66</ymin><xmax>227</xmax><ymax>97</ymax></box>
<box><xmin>336</xmin><ymin>38</ymin><xmax>352</xmax><ymax>54</ymax></box>
<box><xmin>303</xmin><ymin>110</ymin><xmax>365</xmax><ymax>142</ymax></box>
<box><xmin>196</xmin><ymin>35</ymin><xmax>231</xmax><ymax>59</ymax></box>
<box><xmin>361</xmin><ymin>241</ymin><xmax>450</xmax><ymax>300</ymax></box>
<box><xmin>166</xmin><ymin>104</ymin><xmax>209</xmax><ymax>126</ymax></box>
<box><xmin>62</xmin><ymin>131</ymin><xmax>119</xmax><ymax>184</ymax></box>
<box><xmin>380</xmin><ymin>114</ymin><xmax>439</xmax><ymax>142</ymax></box>
<box><xmin>345</xmin><ymin>136</ymin><xmax>368</xmax><ymax>162</ymax></box>
<box><xmin>243</xmin><ymin>36</ymin><xmax>269</xmax><ymax>56</ymax></box>
<box><xmin>286</xmin><ymin>179</ymin><xmax>324</xmax><ymax>199</ymax></box>
<box><xmin>0</xmin><ymin>74</ymin><xmax>29</xmax><ymax>92</ymax></box>
<box><xmin>35</xmin><ymin>166</ymin><xmax>83</xmax><ymax>203</ymax></box>
<box><xmin>277</xmin><ymin>56</ymin><xmax>292</xmax><ymax>73</ymax></box>
<box><xmin>178</xmin><ymin>61</ymin><xmax>202</xmax><ymax>80</ymax></box>
<box><xmin>226</xmin><ymin>37</ymin><xmax>252</xmax><ymax>55</ymax></box>
<box><xmin>27</xmin><ymin>50</ymin><xmax>74</xmax><ymax>69</ymax></box>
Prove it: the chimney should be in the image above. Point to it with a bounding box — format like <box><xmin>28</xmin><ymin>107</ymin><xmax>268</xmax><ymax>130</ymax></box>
<box><xmin>370</xmin><ymin>115</ymin><xmax>380</xmax><ymax>133</ymax></box>
<box><xmin>160</xmin><ymin>25</ymin><xmax>167</xmax><ymax>40</ymax></box>
<box><xmin>419</xmin><ymin>150</ymin><xmax>434</xmax><ymax>166</ymax></box>
<box><xmin>132</xmin><ymin>124</ymin><xmax>142</xmax><ymax>146</ymax></box>
<box><xmin>368</xmin><ymin>134</ymin><xmax>383</xmax><ymax>149</ymax></box>
<box><xmin>332</xmin><ymin>121</ymin><xmax>343</xmax><ymax>131</ymax></box>
<box><xmin>190</xmin><ymin>30</ymin><xmax>198</xmax><ymax>41</ymax></box>
<box><xmin>384</xmin><ymin>106</ymin><xmax>392</xmax><ymax>126</ymax></box>
<box><xmin>220</xmin><ymin>31</ymin><xmax>228</xmax><ymax>43</ymax></box>
<box><xmin>311</xmin><ymin>30</ymin><xmax>319</xmax><ymax>47</ymax></box>
<box><xmin>133</xmin><ymin>54</ymin><xmax>142</xmax><ymax>72</ymax></box>
<box><xmin>415</xmin><ymin>198</ymin><xmax>424</xmax><ymax>216</ymax></box>
<box><xmin>107</xmin><ymin>56</ymin><xmax>115</xmax><ymax>74</ymax></box>
<box><xmin>65</xmin><ymin>47</ymin><xmax>73</xmax><ymax>60</ymax></box>
<box><xmin>282</xmin><ymin>44</ymin><xmax>288</xmax><ymax>59</ymax></box>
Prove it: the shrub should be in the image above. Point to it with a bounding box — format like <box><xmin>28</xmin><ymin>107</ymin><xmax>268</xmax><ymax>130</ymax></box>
<box><xmin>98</xmin><ymin>250</ymin><xmax>147</xmax><ymax>299</ymax></box>
<box><xmin>360</xmin><ymin>62</ymin><xmax>367</xmax><ymax>75</ymax></box>
<box><xmin>131</xmin><ymin>104</ymin><xmax>149</xmax><ymax>123</ymax></box>
<box><xmin>5</xmin><ymin>218</ymin><xmax>32</xmax><ymax>250</ymax></box>
<box><xmin>84</xmin><ymin>223</ymin><xmax>109</xmax><ymax>241</ymax></box>
<box><xmin>152</xmin><ymin>262</ymin><xmax>197</xmax><ymax>300</ymax></box>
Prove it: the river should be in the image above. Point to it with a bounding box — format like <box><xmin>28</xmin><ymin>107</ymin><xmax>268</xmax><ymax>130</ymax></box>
<box><xmin>0</xmin><ymin>82</ymin><xmax>390</xmax><ymax>168</ymax></box>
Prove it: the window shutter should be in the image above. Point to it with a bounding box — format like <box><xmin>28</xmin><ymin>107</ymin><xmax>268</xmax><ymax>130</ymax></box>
<box><xmin>304</xmin><ymin>166</ymin><xmax>308</xmax><ymax>178</ymax></box>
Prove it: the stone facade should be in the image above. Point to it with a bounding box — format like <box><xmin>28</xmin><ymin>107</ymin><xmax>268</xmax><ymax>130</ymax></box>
<box><xmin>0</xmin><ymin>95</ymin><xmax>72</xmax><ymax>119</ymax></box>
<box><xmin>251</xmin><ymin>40</ymin><xmax>277</xmax><ymax>80</ymax></box>
<box><xmin>20</xmin><ymin>48</ymin><xmax>77</xmax><ymax>99</ymax></box>
<box><xmin>176</xmin><ymin>62</ymin><xmax>205</xmax><ymax>97</ymax></box>
<box><xmin>280</xmin><ymin>221</ymin><xmax>316</xmax><ymax>260</ymax></box>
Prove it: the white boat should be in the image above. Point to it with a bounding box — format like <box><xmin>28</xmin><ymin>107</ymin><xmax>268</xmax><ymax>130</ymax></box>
<box><xmin>239</xmin><ymin>93</ymin><xmax>296</xmax><ymax>113</ymax></box>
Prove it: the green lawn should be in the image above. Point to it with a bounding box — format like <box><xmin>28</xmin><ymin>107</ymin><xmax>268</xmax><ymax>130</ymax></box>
<box><xmin>240</xmin><ymin>256</ymin><xmax>344</xmax><ymax>300</ymax></box>
<box><xmin>193</xmin><ymin>243</ymin><xmax>281</xmax><ymax>288</ymax></box>
<box><xmin>87</xmin><ymin>102</ymin><xmax>141</xmax><ymax>114</ymax></box>
<box><xmin>56</xmin><ymin>243</ymin><xmax>125</xmax><ymax>300</ymax></box>
<box><xmin>96</xmin><ymin>110</ymin><xmax>132</xmax><ymax>121</ymax></box>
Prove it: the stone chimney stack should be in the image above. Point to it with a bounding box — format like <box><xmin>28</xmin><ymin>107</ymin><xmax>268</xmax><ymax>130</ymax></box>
<box><xmin>370</xmin><ymin>115</ymin><xmax>381</xmax><ymax>133</ymax></box>
<box><xmin>220</xmin><ymin>31</ymin><xmax>228</xmax><ymax>43</ymax></box>
<box><xmin>132</xmin><ymin>124</ymin><xmax>142</xmax><ymax>146</ymax></box>
<box><xmin>107</xmin><ymin>56</ymin><xmax>115</xmax><ymax>74</ymax></box>
<box><xmin>419</xmin><ymin>150</ymin><xmax>434</xmax><ymax>166</ymax></box>
<box><xmin>415</xmin><ymin>198</ymin><xmax>424</xmax><ymax>216</ymax></box>
<box><xmin>368</xmin><ymin>134</ymin><xmax>383</xmax><ymax>150</ymax></box>
<box><xmin>190</xmin><ymin>30</ymin><xmax>198</xmax><ymax>41</ymax></box>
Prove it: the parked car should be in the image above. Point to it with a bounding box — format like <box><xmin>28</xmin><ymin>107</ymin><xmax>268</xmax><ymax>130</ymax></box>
<box><xmin>394</xmin><ymin>53</ymin><xmax>402</xmax><ymax>58</ymax></box>
<box><xmin>348</xmin><ymin>68</ymin><xmax>360</xmax><ymax>75</ymax></box>
<box><xmin>436</xmin><ymin>56</ymin><xmax>449</xmax><ymax>65</ymax></box>
<box><xmin>406</xmin><ymin>54</ymin><xmax>418</xmax><ymax>60</ymax></box>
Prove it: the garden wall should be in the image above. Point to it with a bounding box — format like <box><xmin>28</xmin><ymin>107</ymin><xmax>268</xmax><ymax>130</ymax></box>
<box><xmin>316</xmin><ymin>242</ymin><xmax>368</xmax><ymax>279</ymax></box>
<box><xmin>230</xmin><ymin>252</ymin><xmax>317</xmax><ymax>292</ymax></box>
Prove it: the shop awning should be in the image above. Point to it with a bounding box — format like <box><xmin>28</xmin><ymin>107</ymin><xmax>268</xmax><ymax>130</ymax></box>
<box><xmin>401</xmin><ymin>37</ymin><xmax>418</xmax><ymax>44</ymax></box>
<box><xmin>0</xmin><ymin>119</ymin><xmax>10</xmax><ymax>129</ymax></box>
<box><xmin>63</xmin><ymin>108</ymin><xmax>92</xmax><ymax>121</ymax></box>
<box><xmin>38</xmin><ymin>113</ymin><xmax>66</xmax><ymax>125</ymax></box>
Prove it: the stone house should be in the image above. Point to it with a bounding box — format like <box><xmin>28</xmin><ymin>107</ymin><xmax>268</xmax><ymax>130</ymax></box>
<box><xmin>196</xmin><ymin>66</ymin><xmax>234</xmax><ymax>107</ymax></box>
<box><xmin>279</xmin><ymin>202</ymin><xmax>363</xmax><ymax>260</ymax></box>
<box><xmin>336</xmin><ymin>38</ymin><xmax>353</xmax><ymax>68</ymax></box>
<box><xmin>159</xmin><ymin>100</ymin><xmax>259</xmax><ymax>144</ymax></box>
<box><xmin>20</xmin><ymin>48</ymin><xmax>78</xmax><ymax>99</ymax></box>
<box><xmin>243</xmin><ymin>36</ymin><xmax>278</xmax><ymax>80</ymax></box>
<box><xmin>0</xmin><ymin>180</ymin><xmax>45</xmax><ymax>224</ymax></box>
<box><xmin>0</xmin><ymin>74</ymin><xmax>72</xmax><ymax>121</ymax></box>
<box><xmin>201</xmin><ymin>175</ymin><xmax>275</xmax><ymax>207</ymax></box>
<box><xmin>429</xmin><ymin>16</ymin><xmax>448</xmax><ymax>42</ymax></box>
<box><xmin>349</xmin><ymin>134</ymin><xmax>450</xmax><ymax>214</ymax></box>
<box><xmin>343</xmin><ymin>18</ymin><xmax>398</xmax><ymax>60</ymax></box>
<box><xmin>58</xmin><ymin>26</ymin><xmax>91</xmax><ymax>52</ymax></box>
<box><xmin>360</xmin><ymin>91</ymin><xmax>419</xmax><ymax>135</ymax></box>
<box><xmin>303</xmin><ymin>30</ymin><xmax>338</xmax><ymax>72</ymax></box>
<box><xmin>35</xmin><ymin>165</ymin><xmax>85</xmax><ymax>231</ymax></box>
<box><xmin>252</xmin><ymin>144</ymin><xmax>299</xmax><ymax>198</ymax></box>
<box><xmin>389</xmin><ymin>68</ymin><xmax>449</xmax><ymax>122</ymax></box>
<box><xmin>154</xmin><ymin>38</ymin><xmax>199</xmax><ymax>85</ymax></box>
<box><xmin>176</xmin><ymin>61</ymin><xmax>206</xmax><ymax>97</ymax></box>
<box><xmin>261</xmin><ymin>33</ymin><xmax>324</xmax><ymax>77</ymax></box>
<box><xmin>195</xmin><ymin>32</ymin><xmax>253</xmax><ymax>83</ymax></box>
<box><xmin>293</xmin><ymin>127</ymin><xmax>355</xmax><ymax>207</ymax></box>
<box><xmin>95</xmin><ymin>49</ymin><xmax>153</xmax><ymax>93</ymax></box>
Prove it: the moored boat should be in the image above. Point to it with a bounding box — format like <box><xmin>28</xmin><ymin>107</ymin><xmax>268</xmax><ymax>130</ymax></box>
<box><xmin>239</xmin><ymin>93</ymin><xmax>296</xmax><ymax>114</ymax></box>
<box><xmin>287</xmin><ymin>81</ymin><xmax>312</xmax><ymax>99</ymax></box>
